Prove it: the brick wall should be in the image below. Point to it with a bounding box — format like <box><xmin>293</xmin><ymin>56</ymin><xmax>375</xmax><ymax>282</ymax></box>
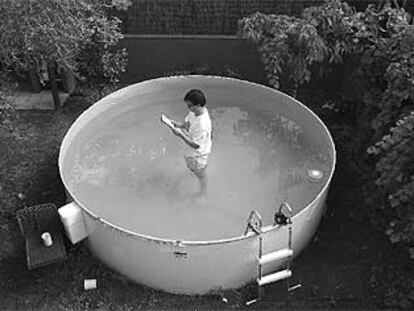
<box><xmin>121</xmin><ymin>0</ymin><xmax>413</xmax><ymax>35</ymax></box>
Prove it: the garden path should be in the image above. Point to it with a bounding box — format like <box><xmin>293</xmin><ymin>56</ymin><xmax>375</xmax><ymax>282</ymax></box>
<box><xmin>4</xmin><ymin>90</ymin><xmax>70</xmax><ymax>110</ymax></box>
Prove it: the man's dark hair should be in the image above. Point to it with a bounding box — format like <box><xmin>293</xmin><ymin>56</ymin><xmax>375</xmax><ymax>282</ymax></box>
<box><xmin>184</xmin><ymin>89</ymin><xmax>206</xmax><ymax>107</ymax></box>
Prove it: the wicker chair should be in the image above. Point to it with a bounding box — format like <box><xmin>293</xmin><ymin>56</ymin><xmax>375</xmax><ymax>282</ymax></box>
<box><xmin>16</xmin><ymin>203</ymin><xmax>67</xmax><ymax>270</ymax></box>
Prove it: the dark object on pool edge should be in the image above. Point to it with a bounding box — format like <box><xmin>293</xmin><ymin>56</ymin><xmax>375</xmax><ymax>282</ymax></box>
<box><xmin>16</xmin><ymin>203</ymin><xmax>67</xmax><ymax>269</ymax></box>
<box><xmin>274</xmin><ymin>212</ymin><xmax>288</xmax><ymax>226</ymax></box>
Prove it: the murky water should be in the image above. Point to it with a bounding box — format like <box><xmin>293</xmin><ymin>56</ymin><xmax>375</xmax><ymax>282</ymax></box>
<box><xmin>67</xmin><ymin>104</ymin><xmax>329</xmax><ymax>241</ymax></box>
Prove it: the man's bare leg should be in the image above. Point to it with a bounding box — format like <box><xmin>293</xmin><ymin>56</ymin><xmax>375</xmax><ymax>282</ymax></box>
<box><xmin>198</xmin><ymin>170</ymin><xmax>208</xmax><ymax>197</ymax></box>
<box><xmin>194</xmin><ymin>169</ymin><xmax>208</xmax><ymax>203</ymax></box>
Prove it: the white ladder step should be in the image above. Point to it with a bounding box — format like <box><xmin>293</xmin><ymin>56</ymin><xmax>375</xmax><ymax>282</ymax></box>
<box><xmin>259</xmin><ymin>248</ymin><xmax>293</xmax><ymax>265</ymax></box>
<box><xmin>258</xmin><ymin>269</ymin><xmax>292</xmax><ymax>286</ymax></box>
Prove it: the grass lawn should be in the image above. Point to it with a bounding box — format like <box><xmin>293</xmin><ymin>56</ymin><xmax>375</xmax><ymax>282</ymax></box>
<box><xmin>0</xmin><ymin>86</ymin><xmax>393</xmax><ymax>310</ymax></box>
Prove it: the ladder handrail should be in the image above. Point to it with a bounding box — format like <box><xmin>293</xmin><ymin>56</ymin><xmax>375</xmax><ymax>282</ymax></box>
<box><xmin>245</xmin><ymin>202</ymin><xmax>294</xmax><ymax>306</ymax></box>
<box><xmin>279</xmin><ymin>202</ymin><xmax>293</xmax><ymax>214</ymax></box>
<box><xmin>243</xmin><ymin>210</ymin><xmax>263</xmax><ymax>235</ymax></box>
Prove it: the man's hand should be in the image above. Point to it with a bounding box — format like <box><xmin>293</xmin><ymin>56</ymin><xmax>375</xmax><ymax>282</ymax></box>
<box><xmin>172</xmin><ymin>127</ymin><xmax>182</xmax><ymax>137</ymax></box>
<box><xmin>171</xmin><ymin>127</ymin><xmax>199</xmax><ymax>149</ymax></box>
<box><xmin>171</xmin><ymin>120</ymin><xmax>188</xmax><ymax>130</ymax></box>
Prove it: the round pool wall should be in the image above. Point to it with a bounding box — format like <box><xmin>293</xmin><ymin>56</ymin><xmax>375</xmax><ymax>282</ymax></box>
<box><xmin>59</xmin><ymin>76</ymin><xmax>336</xmax><ymax>294</ymax></box>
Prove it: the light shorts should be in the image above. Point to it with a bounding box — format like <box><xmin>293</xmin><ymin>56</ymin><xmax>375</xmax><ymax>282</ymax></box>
<box><xmin>184</xmin><ymin>154</ymin><xmax>209</xmax><ymax>176</ymax></box>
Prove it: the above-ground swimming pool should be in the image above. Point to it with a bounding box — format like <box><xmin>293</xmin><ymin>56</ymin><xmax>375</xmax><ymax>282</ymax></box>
<box><xmin>59</xmin><ymin>76</ymin><xmax>336</xmax><ymax>294</ymax></box>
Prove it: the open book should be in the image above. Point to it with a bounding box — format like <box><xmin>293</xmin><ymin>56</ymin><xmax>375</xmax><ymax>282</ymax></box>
<box><xmin>160</xmin><ymin>114</ymin><xmax>175</xmax><ymax>129</ymax></box>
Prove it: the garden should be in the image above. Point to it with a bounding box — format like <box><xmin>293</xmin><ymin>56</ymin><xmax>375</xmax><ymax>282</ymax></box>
<box><xmin>0</xmin><ymin>0</ymin><xmax>413</xmax><ymax>309</ymax></box>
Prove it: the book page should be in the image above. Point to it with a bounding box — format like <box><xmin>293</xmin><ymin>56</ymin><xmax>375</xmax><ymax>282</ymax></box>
<box><xmin>160</xmin><ymin>114</ymin><xmax>175</xmax><ymax>129</ymax></box>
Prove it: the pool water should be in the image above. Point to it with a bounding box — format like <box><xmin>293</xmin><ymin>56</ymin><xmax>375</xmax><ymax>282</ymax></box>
<box><xmin>67</xmin><ymin>102</ymin><xmax>328</xmax><ymax>241</ymax></box>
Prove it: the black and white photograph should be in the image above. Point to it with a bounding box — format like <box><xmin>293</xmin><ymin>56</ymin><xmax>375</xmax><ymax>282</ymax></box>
<box><xmin>0</xmin><ymin>0</ymin><xmax>413</xmax><ymax>310</ymax></box>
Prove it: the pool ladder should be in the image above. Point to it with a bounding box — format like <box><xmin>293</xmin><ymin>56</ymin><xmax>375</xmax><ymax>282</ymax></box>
<box><xmin>244</xmin><ymin>203</ymin><xmax>293</xmax><ymax>305</ymax></box>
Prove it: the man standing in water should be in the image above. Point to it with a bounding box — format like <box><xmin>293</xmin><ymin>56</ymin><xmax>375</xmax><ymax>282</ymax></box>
<box><xmin>170</xmin><ymin>89</ymin><xmax>212</xmax><ymax>202</ymax></box>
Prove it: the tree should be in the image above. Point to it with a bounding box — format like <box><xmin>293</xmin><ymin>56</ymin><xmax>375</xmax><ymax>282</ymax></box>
<box><xmin>239</xmin><ymin>1</ymin><xmax>414</xmax><ymax>307</ymax></box>
<box><xmin>0</xmin><ymin>0</ymin><xmax>126</xmax><ymax>110</ymax></box>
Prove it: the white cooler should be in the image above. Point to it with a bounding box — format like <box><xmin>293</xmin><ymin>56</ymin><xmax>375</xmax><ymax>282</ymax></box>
<box><xmin>58</xmin><ymin>202</ymin><xmax>88</xmax><ymax>244</ymax></box>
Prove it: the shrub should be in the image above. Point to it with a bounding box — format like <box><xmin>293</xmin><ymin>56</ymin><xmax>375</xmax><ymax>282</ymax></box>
<box><xmin>0</xmin><ymin>0</ymin><xmax>127</xmax><ymax>108</ymax></box>
<box><xmin>0</xmin><ymin>69</ymin><xmax>18</xmax><ymax>132</ymax></box>
<box><xmin>239</xmin><ymin>0</ymin><xmax>414</xmax><ymax>306</ymax></box>
<box><xmin>238</xmin><ymin>12</ymin><xmax>327</xmax><ymax>95</ymax></box>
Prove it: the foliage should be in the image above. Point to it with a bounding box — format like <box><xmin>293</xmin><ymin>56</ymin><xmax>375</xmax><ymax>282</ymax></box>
<box><xmin>0</xmin><ymin>0</ymin><xmax>127</xmax><ymax>85</ymax></box>
<box><xmin>121</xmin><ymin>0</ymin><xmax>323</xmax><ymax>35</ymax></box>
<box><xmin>361</xmin><ymin>25</ymin><xmax>414</xmax><ymax>137</ymax></box>
<box><xmin>239</xmin><ymin>0</ymin><xmax>412</xmax><ymax>97</ymax></box>
<box><xmin>362</xmin><ymin>16</ymin><xmax>414</xmax><ymax>267</ymax></box>
<box><xmin>0</xmin><ymin>69</ymin><xmax>18</xmax><ymax>132</ymax></box>
<box><xmin>121</xmin><ymin>0</ymin><xmax>414</xmax><ymax>35</ymax></box>
<box><xmin>239</xmin><ymin>0</ymin><xmax>414</xmax><ymax>306</ymax></box>
<box><xmin>367</xmin><ymin>111</ymin><xmax>414</xmax><ymax>258</ymax></box>
<box><xmin>112</xmin><ymin>0</ymin><xmax>132</xmax><ymax>11</ymax></box>
<box><xmin>75</xmin><ymin>13</ymin><xmax>127</xmax><ymax>83</ymax></box>
<box><xmin>238</xmin><ymin>12</ymin><xmax>326</xmax><ymax>94</ymax></box>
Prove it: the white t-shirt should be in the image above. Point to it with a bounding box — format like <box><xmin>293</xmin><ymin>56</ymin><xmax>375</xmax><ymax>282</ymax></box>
<box><xmin>184</xmin><ymin>110</ymin><xmax>212</xmax><ymax>157</ymax></box>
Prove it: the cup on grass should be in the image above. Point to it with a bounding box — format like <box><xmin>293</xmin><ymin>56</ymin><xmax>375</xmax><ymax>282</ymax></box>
<box><xmin>41</xmin><ymin>232</ymin><xmax>53</xmax><ymax>247</ymax></box>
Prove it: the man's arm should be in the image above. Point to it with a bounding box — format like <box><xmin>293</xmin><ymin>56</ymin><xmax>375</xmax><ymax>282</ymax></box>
<box><xmin>172</xmin><ymin>127</ymin><xmax>200</xmax><ymax>149</ymax></box>
<box><xmin>171</xmin><ymin>120</ymin><xmax>189</xmax><ymax>130</ymax></box>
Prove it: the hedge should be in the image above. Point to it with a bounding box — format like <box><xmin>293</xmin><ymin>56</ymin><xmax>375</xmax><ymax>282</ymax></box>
<box><xmin>120</xmin><ymin>0</ymin><xmax>414</xmax><ymax>34</ymax></box>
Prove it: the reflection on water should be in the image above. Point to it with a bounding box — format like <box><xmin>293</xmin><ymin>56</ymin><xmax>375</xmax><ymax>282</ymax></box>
<box><xmin>67</xmin><ymin>105</ymin><xmax>329</xmax><ymax>240</ymax></box>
